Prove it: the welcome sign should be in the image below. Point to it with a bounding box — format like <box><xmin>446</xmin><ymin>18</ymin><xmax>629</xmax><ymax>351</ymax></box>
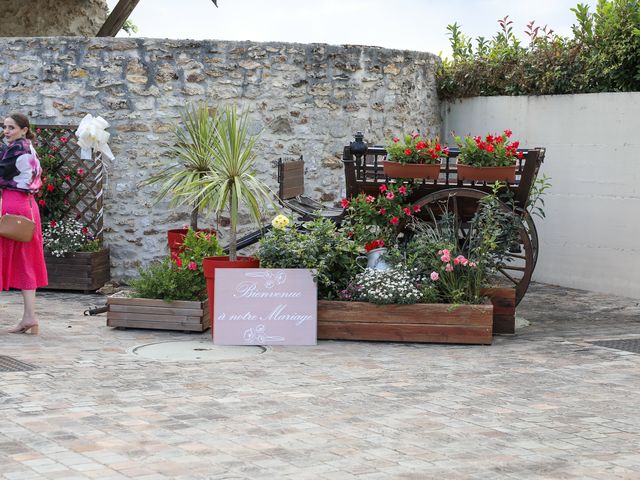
<box><xmin>213</xmin><ymin>269</ymin><xmax>317</xmax><ymax>345</ymax></box>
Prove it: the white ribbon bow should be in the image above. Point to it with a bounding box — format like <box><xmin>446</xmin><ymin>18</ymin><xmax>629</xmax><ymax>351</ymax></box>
<box><xmin>75</xmin><ymin>114</ymin><xmax>115</xmax><ymax>161</ymax></box>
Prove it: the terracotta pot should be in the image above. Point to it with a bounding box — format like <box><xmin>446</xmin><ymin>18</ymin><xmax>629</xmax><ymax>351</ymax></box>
<box><xmin>203</xmin><ymin>255</ymin><xmax>260</xmax><ymax>337</ymax></box>
<box><xmin>383</xmin><ymin>161</ymin><xmax>441</xmax><ymax>180</ymax></box>
<box><xmin>456</xmin><ymin>164</ymin><xmax>516</xmax><ymax>183</ymax></box>
<box><xmin>167</xmin><ymin>228</ymin><xmax>217</xmax><ymax>260</ymax></box>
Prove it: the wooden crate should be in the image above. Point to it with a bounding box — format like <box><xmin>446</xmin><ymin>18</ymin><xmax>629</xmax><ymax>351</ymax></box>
<box><xmin>107</xmin><ymin>297</ymin><xmax>210</xmax><ymax>332</ymax></box>
<box><xmin>317</xmin><ymin>301</ymin><xmax>493</xmax><ymax>345</ymax></box>
<box><xmin>481</xmin><ymin>287</ymin><xmax>516</xmax><ymax>334</ymax></box>
<box><xmin>44</xmin><ymin>248</ymin><xmax>110</xmax><ymax>292</ymax></box>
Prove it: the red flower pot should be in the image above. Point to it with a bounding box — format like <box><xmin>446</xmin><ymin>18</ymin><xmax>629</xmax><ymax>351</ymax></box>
<box><xmin>383</xmin><ymin>161</ymin><xmax>441</xmax><ymax>180</ymax></box>
<box><xmin>203</xmin><ymin>255</ymin><xmax>260</xmax><ymax>337</ymax></box>
<box><xmin>167</xmin><ymin>228</ymin><xmax>217</xmax><ymax>260</ymax></box>
<box><xmin>456</xmin><ymin>164</ymin><xmax>516</xmax><ymax>183</ymax></box>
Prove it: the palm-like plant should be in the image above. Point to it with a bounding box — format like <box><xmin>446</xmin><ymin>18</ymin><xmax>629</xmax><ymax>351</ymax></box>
<box><xmin>142</xmin><ymin>102</ymin><xmax>220</xmax><ymax>229</ymax></box>
<box><xmin>178</xmin><ymin>105</ymin><xmax>274</xmax><ymax>261</ymax></box>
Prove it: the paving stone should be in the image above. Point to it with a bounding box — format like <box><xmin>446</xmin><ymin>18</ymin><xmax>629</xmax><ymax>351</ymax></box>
<box><xmin>1</xmin><ymin>284</ymin><xmax>639</xmax><ymax>479</ymax></box>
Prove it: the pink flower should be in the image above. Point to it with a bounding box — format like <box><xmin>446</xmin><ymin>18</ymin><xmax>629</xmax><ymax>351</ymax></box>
<box><xmin>390</xmin><ymin>216</ymin><xmax>399</xmax><ymax>225</ymax></box>
<box><xmin>188</xmin><ymin>261</ymin><xmax>197</xmax><ymax>271</ymax></box>
<box><xmin>341</xmin><ymin>198</ymin><xmax>350</xmax><ymax>208</ymax></box>
<box><xmin>392</xmin><ymin>137</ymin><xmax>400</xmax><ymax>143</ymax></box>
<box><xmin>379</xmin><ymin>184</ymin><xmax>387</xmax><ymax>193</ymax></box>
<box><xmin>398</xmin><ymin>186</ymin><xmax>407</xmax><ymax>195</ymax></box>
<box><xmin>504</xmin><ymin>129</ymin><xmax>512</xmax><ymax>137</ymax></box>
<box><xmin>454</xmin><ymin>255</ymin><xmax>468</xmax><ymax>266</ymax></box>
<box><xmin>468</xmin><ymin>262</ymin><xmax>477</xmax><ymax>268</ymax></box>
<box><xmin>440</xmin><ymin>249</ymin><xmax>450</xmax><ymax>263</ymax></box>
<box><xmin>60</xmin><ymin>137</ymin><xmax>68</xmax><ymax>144</ymax></box>
<box><xmin>386</xmin><ymin>192</ymin><xmax>395</xmax><ymax>200</ymax></box>
<box><xmin>49</xmin><ymin>220</ymin><xmax>57</xmax><ymax>228</ymax></box>
<box><xmin>175</xmin><ymin>258</ymin><xmax>183</xmax><ymax>267</ymax></box>
<box><xmin>77</xmin><ymin>168</ymin><xmax>85</xmax><ymax>176</ymax></box>
<box><xmin>445</xmin><ymin>263</ymin><xmax>454</xmax><ymax>272</ymax></box>
<box><xmin>365</xmin><ymin>195</ymin><xmax>375</xmax><ymax>203</ymax></box>
<box><xmin>378</xmin><ymin>208</ymin><xmax>386</xmax><ymax>215</ymax></box>
<box><xmin>81</xmin><ymin>226</ymin><xmax>89</xmax><ymax>235</ymax></box>
<box><xmin>412</xmin><ymin>204</ymin><xmax>421</xmax><ymax>213</ymax></box>
<box><xmin>403</xmin><ymin>207</ymin><xmax>412</xmax><ymax>216</ymax></box>
<box><xmin>430</xmin><ymin>271</ymin><xmax>439</xmax><ymax>281</ymax></box>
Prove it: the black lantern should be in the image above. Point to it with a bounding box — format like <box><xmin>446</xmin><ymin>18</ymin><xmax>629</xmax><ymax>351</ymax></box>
<box><xmin>349</xmin><ymin>131</ymin><xmax>368</xmax><ymax>159</ymax></box>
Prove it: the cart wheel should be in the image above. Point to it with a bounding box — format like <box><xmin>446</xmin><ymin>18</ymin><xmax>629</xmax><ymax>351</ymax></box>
<box><xmin>522</xmin><ymin>210</ymin><xmax>539</xmax><ymax>269</ymax></box>
<box><xmin>412</xmin><ymin>188</ymin><xmax>534</xmax><ymax>306</ymax></box>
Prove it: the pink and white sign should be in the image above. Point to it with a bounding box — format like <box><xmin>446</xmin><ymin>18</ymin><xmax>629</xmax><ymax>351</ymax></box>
<box><xmin>213</xmin><ymin>268</ymin><xmax>317</xmax><ymax>346</ymax></box>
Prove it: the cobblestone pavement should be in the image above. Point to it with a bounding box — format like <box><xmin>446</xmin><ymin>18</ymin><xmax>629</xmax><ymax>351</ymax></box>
<box><xmin>1</xmin><ymin>283</ymin><xmax>639</xmax><ymax>480</ymax></box>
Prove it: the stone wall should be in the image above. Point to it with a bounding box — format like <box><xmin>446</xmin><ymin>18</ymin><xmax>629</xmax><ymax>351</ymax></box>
<box><xmin>0</xmin><ymin>1</ymin><xmax>108</xmax><ymax>36</ymax></box>
<box><xmin>0</xmin><ymin>37</ymin><xmax>441</xmax><ymax>279</ymax></box>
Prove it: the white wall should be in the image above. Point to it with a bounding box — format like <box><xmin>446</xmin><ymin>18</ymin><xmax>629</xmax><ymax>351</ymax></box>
<box><xmin>442</xmin><ymin>93</ymin><xmax>640</xmax><ymax>299</ymax></box>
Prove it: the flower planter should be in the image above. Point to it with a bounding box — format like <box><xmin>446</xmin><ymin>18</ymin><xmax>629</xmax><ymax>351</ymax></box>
<box><xmin>383</xmin><ymin>161</ymin><xmax>441</xmax><ymax>180</ymax></box>
<box><xmin>202</xmin><ymin>255</ymin><xmax>260</xmax><ymax>336</ymax></box>
<box><xmin>317</xmin><ymin>300</ymin><xmax>493</xmax><ymax>344</ymax></box>
<box><xmin>481</xmin><ymin>287</ymin><xmax>516</xmax><ymax>334</ymax></box>
<box><xmin>43</xmin><ymin>247</ymin><xmax>110</xmax><ymax>292</ymax></box>
<box><xmin>456</xmin><ymin>164</ymin><xmax>516</xmax><ymax>183</ymax></box>
<box><xmin>106</xmin><ymin>296</ymin><xmax>210</xmax><ymax>332</ymax></box>
<box><xmin>167</xmin><ymin>228</ymin><xmax>217</xmax><ymax>260</ymax></box>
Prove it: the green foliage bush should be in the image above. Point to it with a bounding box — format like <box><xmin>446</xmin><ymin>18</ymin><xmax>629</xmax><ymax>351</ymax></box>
<box><xmin>257</xmin><ymin>217</ymin><xmax>361</xmax><ymax>300</ymax></box>
<box><xmin>129</xmin><ymin>228</ymin><xmax>223</xmax><ymax>302</ymax></box>
<box><xmin>437</xmin><ymin>1</ymin><xmax>640</xmax><ymax>99</ymax></box>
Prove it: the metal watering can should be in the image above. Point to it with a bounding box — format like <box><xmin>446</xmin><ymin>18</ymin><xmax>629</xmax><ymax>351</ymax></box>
<box><xmin>356</xmin><ymin>247</ymin><xmax>390</xmax><ymax>271</ymax></box>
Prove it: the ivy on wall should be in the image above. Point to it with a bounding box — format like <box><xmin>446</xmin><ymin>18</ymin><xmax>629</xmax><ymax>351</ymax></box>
<box><xmin>437</xmin><ymin>0</ymin><xmax>640</xmax><ymax>100</ymax></box>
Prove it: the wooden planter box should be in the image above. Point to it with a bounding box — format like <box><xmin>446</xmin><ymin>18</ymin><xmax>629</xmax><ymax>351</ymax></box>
<box><xmin>481</xmin><ymin>287</ymin><xmax>516</xmax><ymax>334</ymax></box>
<box><xmin>106</xmin><ymin>296</ymin><xmax>210</xmax><ymax>332</ymax></box>
<box><xmin>318</xmin><ymin>301</ymin><xmax>493</xmax><ymax>345</ymax></box>
<box><xmin>44</xmin><ymin>248</ymin><xmax>110</xmax><ymax>292</ymax></box>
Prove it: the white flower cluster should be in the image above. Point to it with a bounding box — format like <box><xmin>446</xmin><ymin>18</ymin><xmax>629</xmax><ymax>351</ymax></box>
<box><xmin>42</xmin><ymin>219</ymin><xmax>87</xmax><ymax>257</ymax></box>
<box><xmin>350</xmin><ymin>267</ymin><xmax>422</xmax><ymax>305</ymax></box>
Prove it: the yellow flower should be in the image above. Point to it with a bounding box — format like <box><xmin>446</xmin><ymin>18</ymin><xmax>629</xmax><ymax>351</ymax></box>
<box><xmin>271</xmin><ymin>214</ymin><xmax>290</xmax><ymax>230</ymax></box>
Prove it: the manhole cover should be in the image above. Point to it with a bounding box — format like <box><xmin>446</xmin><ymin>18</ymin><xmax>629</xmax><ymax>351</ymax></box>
<box><xmin>589</xmin><ymin>338</ymin><xmax>640</xmax><ymax>354</ymax></box>
<box><xmin>130</xmin><ymin>340</ymin><xmax>266</xmax><ymax>361</ymax></box>
<box><xmin>0</xmin><ymin>356</ymin><xmax>37</xmax><ymax>372</ymax></box>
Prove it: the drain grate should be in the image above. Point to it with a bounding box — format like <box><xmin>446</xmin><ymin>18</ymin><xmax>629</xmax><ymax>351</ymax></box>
<box><xmin>589</xmin><ymin>338</ymin><xmax>640</xmax><ymax>354</ymax></box>
<box><xmin>0</xmin><ymin>356</ymin><xmax>37</xmax><ymax>372</ymax></box>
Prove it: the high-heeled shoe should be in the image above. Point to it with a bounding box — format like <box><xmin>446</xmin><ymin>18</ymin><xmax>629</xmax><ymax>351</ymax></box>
<box><xmin>8</xmin><ymin>323</ymin><xmax>39</xmax><ymax>335</ymax></box>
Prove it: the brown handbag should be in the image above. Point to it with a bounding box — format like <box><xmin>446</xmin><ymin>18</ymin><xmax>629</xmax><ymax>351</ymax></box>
<box><xmin>0</xmin><ymin>193</ymin><xmax>36</xmax><ymax>243</ymax></box>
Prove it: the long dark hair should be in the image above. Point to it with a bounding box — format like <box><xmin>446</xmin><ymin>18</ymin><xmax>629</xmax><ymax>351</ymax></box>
<box><xmin>9</xmin><ymin>112</ymin><xmax>36</xmax><ymax>141</ymax></box>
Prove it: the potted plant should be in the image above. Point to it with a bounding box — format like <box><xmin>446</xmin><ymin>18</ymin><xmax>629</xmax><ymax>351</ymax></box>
<box><xmin>341</xmin><ymin>182</ymin><xmax>421</xmax><ymax>249</ymax></box>
<box><xmin>141</xmin><ymin>102</ymin><xmax>220</xmax><ymax>258</ymax></box>
<box><xmin>106</xmin><ymin>228</ymin><xmax>223</xmax><ymax>331</ymax></box>
<box><xmin>34</xmin><ymin>133</ymin><xmax>111</xmax><ymax>292</ymax></box>
<box><xmin>384</xmin><ymin>132</ymin><xmax>448</xmax><ymax>179</ymax></box>
<box><xmin>258</xmin><ymin>215</ymin><xmax>361</xmax><ymax>300</ymax></box>
<box><xmin>176</xmin><ymin>105</ymin><xmax>276</xmax><ymax>324</ymax></box>
<box><xmin>454</xmin><ymin>129</ymin><xmax>523</xmax><ymax>182</ymax></box>
<box><xmin>41</xmin><ymin>218</ymin><xmax>110</xmax><ymax>291</ymax></box>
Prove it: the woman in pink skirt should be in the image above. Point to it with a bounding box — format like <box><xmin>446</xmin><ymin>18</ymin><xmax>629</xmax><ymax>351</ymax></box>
<box><xmin>1</xmin><ymin>113</ymin><xmax>48</xmax><ymax>334</ymax></box>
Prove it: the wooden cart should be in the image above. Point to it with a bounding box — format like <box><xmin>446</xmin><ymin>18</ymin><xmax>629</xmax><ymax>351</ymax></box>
<box><xmin>342</xmin><ymin>136</ymin><xmax>545</xmax><ymax>306</ymax></box>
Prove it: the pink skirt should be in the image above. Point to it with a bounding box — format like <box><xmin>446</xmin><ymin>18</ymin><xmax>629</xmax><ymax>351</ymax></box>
<box><xmin>0</xmin><ymin>189</ymin><xmax>48</xmax><ymax>290</ymax></box>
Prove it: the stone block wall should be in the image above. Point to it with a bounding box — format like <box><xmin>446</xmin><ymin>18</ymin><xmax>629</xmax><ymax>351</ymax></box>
<box><xmin>0</xmin><ymin>37</ymin><xmax>441</xmax><ymax>279</ymax></box>
<box><xmin>0</xmin><ymin>1</ymin><xmax>108</xmax><ymax>36</ymax></box>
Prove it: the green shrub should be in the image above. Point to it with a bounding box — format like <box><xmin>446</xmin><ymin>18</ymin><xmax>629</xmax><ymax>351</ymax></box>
<box><xmin>257</xmin><ymin>217</ymin><xmax>361</xmax><ymax>300</ymax></box>
<box><xmin>437</xmin><ymin>1</ymin><xmax>640</xmax><ymax>99</ymax></box>
<box><xmin>129</xmin><ymin>228</ymin><xmax>222</xmax><ymax>302</ymax></box>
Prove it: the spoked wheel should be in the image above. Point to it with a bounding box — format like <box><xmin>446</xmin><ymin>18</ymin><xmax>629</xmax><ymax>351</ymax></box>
<box><xmin>522</xmin><ymin>210</ymin><xmax>539</xmax><ymax>269</ymax></box>
<box><xmin>412</xmin><ymin>188</ymin><xmax>534</xmax><ymax>306</ymax></box>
